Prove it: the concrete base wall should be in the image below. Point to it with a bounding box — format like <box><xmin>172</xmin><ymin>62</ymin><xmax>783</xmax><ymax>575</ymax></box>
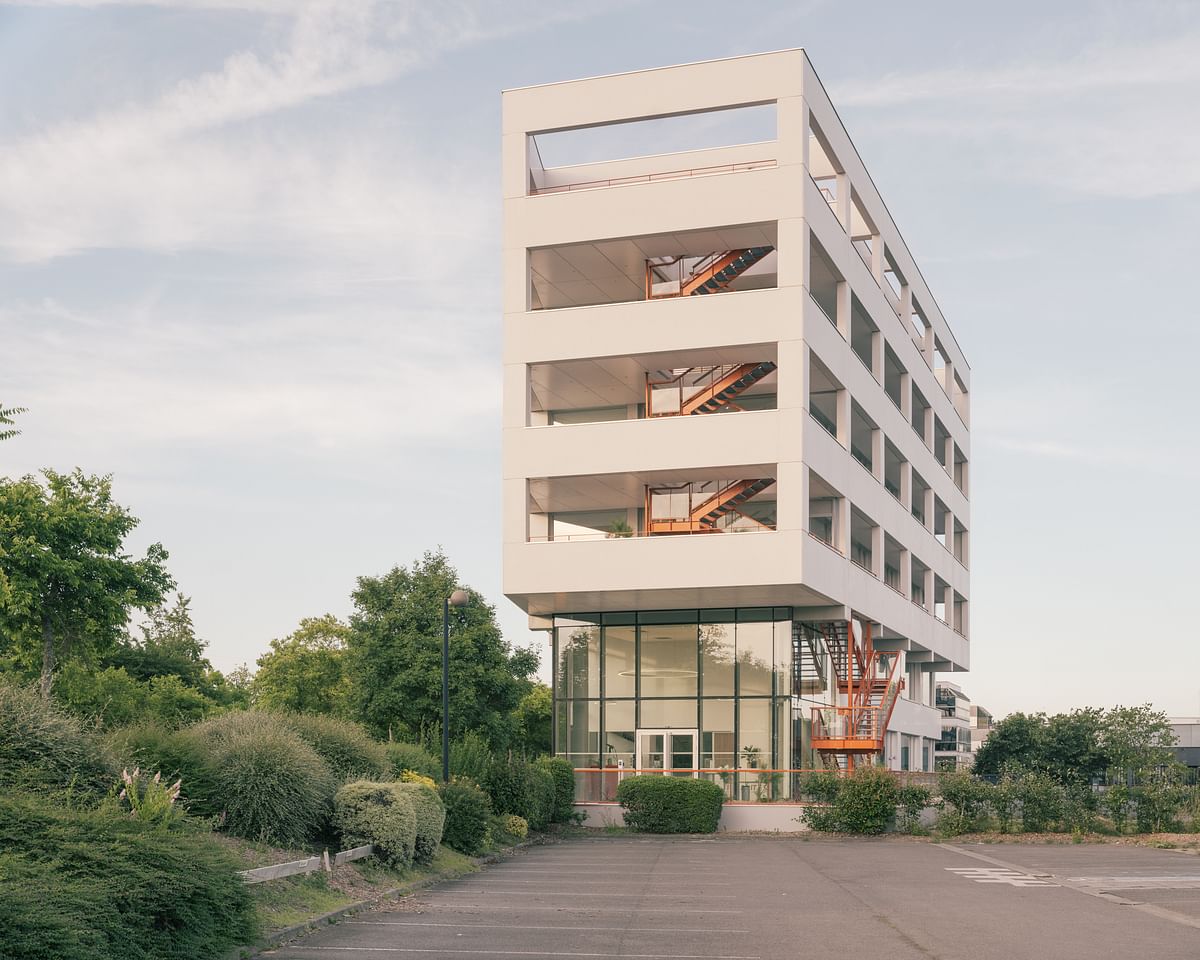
<box><xmin>575</xmin><ymin>802</ymin><xmax>814</xmax><ymax>833</ymax></box>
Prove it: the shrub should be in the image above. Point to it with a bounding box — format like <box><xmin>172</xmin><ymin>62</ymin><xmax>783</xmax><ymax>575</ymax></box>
<box><xmin>284</xmin><ymin>712</ymin><xmax>388</xmax><ymax>782</ymax></box>
<box><xmin>616</xmin><ymin>775</ymin><xmax>724</xmax><ymax>833</ymax></box>
<box><xmin>450</xmin><ymin>730</ymin><xmax>493</xmax><ymax>782</ymax></box>
<box><xmin>835</xmin><ymin>766</ymin><xmax>899</xmax><ymax>835</ymax></box>
<box><xmin>439</xmin><ymin>777</ymin><xmax>492</xmax><ymax>855</ymax></box>
<box><xmin>117</xmin><ymin>767</ymin><xmax>186</xmax><ymax>830</ymax></box>
<box><xmin>799</xmin><ymin>771</ymin><xmax>842</xmax><ymax>804</ymax></box>
<box><xmin>333</xmin><ymin>781</ymin><xmax>418</xmax><ymax>866</ymax></box>
<box><xmin>385</xmin><ymin>741</ymin><xmax>441</xmax><ymax>782</ymax></box>
<box><xmin>501</xmin><ymin>814</ymin><xmax>529</xmax><ymax>839</ymax></box>
<box><xmin>106</xmin><ymin>722</ymin><xmax>215</xmax><ymax>809</ymax></box>
<box><xmin>394</xmin><ymin>781</ymin><xmax>446</xmax><ymax>863</ymax></box>
<box><xmin>1101</xmin><ymin>784</ymin><xmax>1133</xmax><ymax>833</ymax></box>
<box><xmin>0</xmin><ymin>679</ymin><xmax>114</xmax><ymax>798</ymax></box>
<box><xmin>1134</xmin><ymin>779</ymin><xmax>1187</xmax><ymax>834</ymax></box>
<box><xmin>989</xmin><ymin>776</ymin><xmax>1019</xmax><ymax>833</ymax></box>
<box><xmin>0</xmin><ymin>792</ymin><xmax>256</xmax><ymax>960</ymax></box>
<box><xmin>538</xmin><ymin>757</ymin><xmax>576</xmax><ymax>822</ymax></box>
<box><xmin>400</xmin><ymin>769</ymin><xmax>437</xmax><ymax>788</ymax></box>
<box><xmin>1062</xmin><ymin>783</ymin><xmax>1097</xmax><ymax>833</ymax></box>
<box><xmin>1016</xmin><ymin>772</ymin><xmax>1064</xmax><ymax>832</ymax></box>
<box><xmin>896</xmin><ymin>783</ymin><xmax>932</xmax><ymax>834</ymax></box>
<box><xmin>188</xmin><ymin>715</ymin><xmax>336</xmax><ymax>845</ymax></box>
<box><xmin>937</xmin><ymin>771</ymin><xmax>990</xmax><ymax>835</ymax></box>
<box><xmin>483</xmin><ymin>757</ymin><xmax>555</xmax><ymax>827</ymax></box>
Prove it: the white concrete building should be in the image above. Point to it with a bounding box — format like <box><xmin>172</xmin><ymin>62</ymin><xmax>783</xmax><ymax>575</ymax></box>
<box><xmin>935</xmin><ymin>681</ymin><xmax>974</xmax><ymax>771</ymax></box>
<box><xmin>502</xmin><ymin>49</ymin><xmax>970</xmax><ymax>805</ymax></box>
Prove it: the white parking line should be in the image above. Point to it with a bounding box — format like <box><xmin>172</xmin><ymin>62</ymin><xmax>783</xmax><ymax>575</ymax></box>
<box><xmin>463</xmin><ymin>878</ymin><xmax>730</xmax><ymax>887</ymax></box>
<box><xmin>945</xmin><ymin>867</ymin><xmax>1058</xmax><ymax>887</ymax></box>
<box><xmin>348</xmin><ymin>921</ymin><xmax>750</xmax><ymax>934</ymax></box>
<box><xmin>1067</xmin><ymin>876</ymin><xmax>1200</xmax><ymax>889</ymax></box>
<box><xmin>281</xmin><ymin>948</ymin><xmax>760</xmax><ymax>958</ymax></box>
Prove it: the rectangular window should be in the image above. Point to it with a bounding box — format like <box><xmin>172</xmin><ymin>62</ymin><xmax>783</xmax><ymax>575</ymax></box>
<box><xmin>700</xmin><ymin>617</ymin><xmax>735</xmax><ymax>697</ymax></box>
<box><xmin>603</xmin><ymin>624</ymin><xmax>636</xmax><ymax>698</ymax></box>
<box><xmin>736</xmin><ymin>619</ymin><xmax>774</xmax><ymax>696</ymax></box>
<box><xmin>639</xmin><ymin>623</ymin><xmax>698</xmax><ymax>698</ymax></box>
<box><xmin>556</xmin><ymin>620</ymin><xmax>599</xmax><ymax>699</ymax></box>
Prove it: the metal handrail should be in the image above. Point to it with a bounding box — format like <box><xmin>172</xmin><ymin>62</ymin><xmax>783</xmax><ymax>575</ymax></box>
<box><xmin>532</xmin><ymin>159</ymin><xmax>776</xmax><ymax>195</ymax></box>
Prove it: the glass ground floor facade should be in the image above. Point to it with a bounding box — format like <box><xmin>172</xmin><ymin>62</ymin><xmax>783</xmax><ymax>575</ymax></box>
<box><xmin>552</xmin><ymin>607</ymin><xmax>845</xmax><ymax>802</ymax></box>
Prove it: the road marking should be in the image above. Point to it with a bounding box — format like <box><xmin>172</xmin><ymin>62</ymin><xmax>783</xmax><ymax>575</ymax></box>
<box><xmin>1067</xmin><ymin>876</ymin><xmax>1200</xmax><ymax>889</ymax></box>
<box><xmin>282</xmin><ymin>950</ymin><xmax>755</xmax><ymax>959</ymax></box>
<box><xmin>945</xmin><ymin>867</ymin><xmax>1058</xmax><ymax>887</ymax></box>
<box><xmin>463</xmin><ymin>878</ymin><xmax>730</xmax><ymax>887</ymax></box>
<box><xmin>402</xmin><ymin>904</ymin><xmax>743</xmax><ymax>915</ymax></box>
<box><xmin>347</xmin><ymin>921</ymin><xmax>750</xmax><ymax>934</ymax></box>
<box><xmin>431</xmin><ymin>890</ymin><xmax>728</xmax><ymax>899</ymax></box>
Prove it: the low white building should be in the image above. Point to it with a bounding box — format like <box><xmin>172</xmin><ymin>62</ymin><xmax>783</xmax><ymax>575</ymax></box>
<box><xmin>501</xmin><ymin>49</ymin><xmax>971</xmax><ymax>807</ymax></box>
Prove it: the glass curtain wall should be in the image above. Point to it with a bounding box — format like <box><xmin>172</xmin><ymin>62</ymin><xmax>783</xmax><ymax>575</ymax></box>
<box><xmin>552</xmin><ymin>608</ymin><xmax>823</xmax><ymax>802</ymax></box>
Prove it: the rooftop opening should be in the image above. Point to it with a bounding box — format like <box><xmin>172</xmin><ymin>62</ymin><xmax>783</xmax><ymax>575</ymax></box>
<box><xmin>529</xmin><ymin>222</ymin><xmax>777</xmax><ymax>310</ymax></box>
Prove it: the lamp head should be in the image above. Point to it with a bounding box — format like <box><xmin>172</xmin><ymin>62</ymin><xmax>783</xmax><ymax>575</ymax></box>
<box><xmin>448</xmin><ymin>589</ymin><xmax>469</xmax><ymax>608</ymax></box>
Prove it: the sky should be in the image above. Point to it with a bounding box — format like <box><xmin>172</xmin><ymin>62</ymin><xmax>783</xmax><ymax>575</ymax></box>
<box><xmin>2</xmin><ymin>0</ymin><xmax>1199</xmax><ymax>720</ymax></box>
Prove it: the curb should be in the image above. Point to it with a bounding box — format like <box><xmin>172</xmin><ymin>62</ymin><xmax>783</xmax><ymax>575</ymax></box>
<box><xmin>231</xmin><ymin>835</ymin><xmax>554</xmax><ymax>959</ymax></box>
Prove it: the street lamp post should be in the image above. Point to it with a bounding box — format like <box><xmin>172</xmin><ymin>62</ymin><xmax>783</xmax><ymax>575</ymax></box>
<box><xmin>442</xmin><ymin>589</ymin><xmax>469</xmax><ymax>783</ymax></box>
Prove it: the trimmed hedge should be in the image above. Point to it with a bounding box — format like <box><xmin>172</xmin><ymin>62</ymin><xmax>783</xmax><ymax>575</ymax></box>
<box><xmin>439</xmin><ymin>777</ymin><xmax>491</xmax><ymax>855</ymax></box>
<box><xmin>0</xmin><ymin>680</ymin><xmax>115</xmax><ymax>799</ymax></box>
<box><xmin>333</xmin><ymin>781</ymin><xmax>418</xmax><ymax>867</ymax></box>
<box><xmin>385</xmin><ymin>741</ymin><xmax>441</xmax><ymax>782</ymax></box>
<box><xmin>538</xmin><ymin>757</ymin><xmax>576</xmax><ymax>822</ymax></box>
<box><xmin>394</xmin><ymin>781</ymin><xmax>446</xmax><ymax>863</ymax></box>
<box><xmin>483</xmin><ymin>758</ymin><xmax>557</xmax><ymax>829</ymax></box>
<box><xmin>285</xmin><ymin>713</ymin><xmax>389</xmax><ymax>782</ymax></box>
<box><xmin>0</xmin><ymin>792</ymin><xmax>256</xmax><ymax>960</ymax></box>
<box><xmin>616</xmin><ymin>775</ymin><xmax>724</xmax><ymax>833</ymax></box>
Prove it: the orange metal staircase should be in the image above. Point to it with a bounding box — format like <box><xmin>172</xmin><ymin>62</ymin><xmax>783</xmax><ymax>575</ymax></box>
<box><xmin>647</xmin><ymin>247</ymin><xmax>774</xmax><ymax>299</ymax></box>
<box><xmin>806</xmin><ymin>620</ymin><xmax>904</xmax><ymax>770</ymax></box>
<box><xmin>680</xmin><ymin>361</ymin><xmax>777</xmax><ymax>415</ymax></box>
<box><xmin>646</xmin><ymin>478</ymin><xmax>776</xmax><ymax>535</ymax></box>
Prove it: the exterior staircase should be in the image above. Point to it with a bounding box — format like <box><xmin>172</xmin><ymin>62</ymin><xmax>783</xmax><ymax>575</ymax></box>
<box><xmin>681</xmin><ymin>361</ymin><xmax>777</xmax><ymax>415</ymax></box>
<box><xmin>646</xmin><ymin>478</ymin><xmax>776</xmax><ymax>535</ymax></box>
<box><xmin>805</xmin><ymin>619</ymin><xmax>905</xmax><ymax>770</ymax></box>
<box><xmin>680</xmin><ymin>247</ymin><xmax>774</xmax><ymax>296</ymax></box>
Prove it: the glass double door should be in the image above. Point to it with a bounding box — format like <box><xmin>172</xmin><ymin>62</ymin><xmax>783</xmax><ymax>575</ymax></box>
<box><xmin>637</xmin><ymin>729</ymin><xmax>697</xmax><ymax>777</ymax></box>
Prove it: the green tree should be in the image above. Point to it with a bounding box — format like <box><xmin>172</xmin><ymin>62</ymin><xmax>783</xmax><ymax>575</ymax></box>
<box><xmin>252</xmin><ymin>614</ymin><xmax>351</xmax><ymax>714</ymax></box>
<box><xmin>0</xmin><ymin>404</ymin><xmax>25</xmax><ymax>443</ymax></box>
<box><xmin>513</xmin><ymin>682</ymin><xmax>552</xmax><ymax>757</ymax></box>
<box><xmin>108</xmin><ymin>595</ymin><xmax>209</xmax><ymax>688</ymax></box>
<box><xmin>347</xmin><ymin>550</ymin><xmax>538</xmax><ymax>745</ymax></box>
<box><xmin>973</xmin><ymin>712</ymin><xmax>1046</xmax><ymax>778</ymax></box>
<box><xmin>1041</xmin><ymin>708</ymin><xmax>1108</xmax><ymax>785</ymax></box>
<box><xmin>0</xmin><ymin>470</ymin><xmax>174</xmax><ymax>696</ymax></box>
<box><xmin>1102</xmin><ymin>704</ymin><xmax>1177</xmax><ymax>782</ymax></box>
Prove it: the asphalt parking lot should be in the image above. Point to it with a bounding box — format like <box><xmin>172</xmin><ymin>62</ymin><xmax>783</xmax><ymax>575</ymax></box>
<box><xmin>265</xmin><ymin>836</ymin><xmax>1200</xmax><ymax>960</ymax></box>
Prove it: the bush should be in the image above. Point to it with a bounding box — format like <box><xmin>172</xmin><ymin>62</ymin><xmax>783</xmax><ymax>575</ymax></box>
<box><xmin>450</xmin><ymin>730</ymin><xmax>493</xmax><ymax>782</ymax></box>
<box><xmin>500</xmin><ymin>814</ymin><xmax>528</xmax><ymax>839</ymax></box>
<box><xmin>989</xmin><ymin>776</ymin><xmax>1019</xmax><ymax>833</ymax></box>
<box><xmin>799</xmin><ymin>771</ymin><xmax>842</xmax><ymax>804</ymax></box>
<box><xmin>400</xmin><ymin>769</ymin><xmax>437</xmax><ymax>788</ymax></box>
<box><xmin>538</xmin><ymin>757</ymin><xmax>576</xmax><ymax>822</ymax></box>
<box><xmin>896</xmin><ymin>783</ymin><xmax>932</xmax><ymax>834</ymax></box>
<box><xmin>937</xmin><ymin>771</ymin><xmax>990</xmax><ymax>835</ymax></box>
<box><xmin>0</xmin><ymin>792</ymin><xmax>256</xmax><ymax>960</ymax></box>
<box><xmin>439</xmin><ymin>777</ymin><xmax>492</xmax><ymax>855</ymax></box>
<box><xmin>106</xmin><ymin>722</ymin><xmax>215</xmax><ymax>809</ymax></box>
<box><xmin>333</xmin><ymin>781</ymin><xmax>418</xmax><ymax>866</ymax></box>
<box><xmin>394</xmin><ymin>781</ymin><xmax>446</xmax><ymax>863</ymax></box>
<box><xmin>801</xmin><ymin>766</ymin><xmax>899</xmax><ymax>835</ymax></box>
<box><xmin>385</xmin><ymin>741</ymin><xmax>441</xmax><ymax>782</ymax></box>
<box><xmin>616</xmin><ymin>775</ymin><xmax>724</xmax><ymax>833</ymax></box>
<box><xmin>1101</xmin><ymin>784</ymin><xmax>1133</xmax><ymax>833</ymax></box>
<box><xmin>1134</xmin><ymin>779</ymin><xmax>1187</xmax><ymax>833</ymax></box>
<box><xmin>482</xmin><ymin>757</ymin><xmax>555</xmax><ymax>828</ymax></box>
<box><xmin>1016</xmin><ymin>772</ymin><xmax>1064</xmax><ymax>832</ymax></box>
<box><xmin>185</xmin><ymin>713</ymin><xmax>336</xmax><ymax>845</ymax></box>
<box><xmin>0</xmin><ymin>679</ymin><xmax>115</xmax><ymax>798</ymax></box>
<box><xmin>284</xmin><ymin>712</ymin><xmax>388</xmax><ymax>782</ymax></box>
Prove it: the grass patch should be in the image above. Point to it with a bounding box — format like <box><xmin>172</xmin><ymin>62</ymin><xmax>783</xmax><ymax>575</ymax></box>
<box><xmin>234</xmin><ymin>839</ymin><xmax>481</xmax><ymax>937</ymax></box>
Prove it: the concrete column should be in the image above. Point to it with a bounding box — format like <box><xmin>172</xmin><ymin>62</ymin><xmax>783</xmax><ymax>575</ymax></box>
<box><xmin>835</xmin><ymin>279</ymin><xmax>851</xmax><ymax>340</ymax></box>
<box><xmin>872</xmin><ymin>238</ymin><xmax>884</xmax><ymax>286</ymax></box>
<box><xmin>922</xmin><ymin>567</ymin><xmax>934</xmax><ymax>612</ymax></box>
<box><xmin>835</xmin><ymin>496</ymin><xmax>850</xmax><ymax>555</ymax></box>
<box><xmin>870</xmin><ymin>523</ymin><xmax>883</xmax><ymax>577</ymax></box>
<box><xmin>923</xmin><ymin>486</ymin><xmax>934</xmax><ymax>531</ymax></box>
<box><xmin>837</xmin><ymin>177</ymin><xmax>852</xmax><ymax>233</ymax></box>
<box><xmin>943</xmin><ymin>509</ymin><xmax>954</xmax><ymax>553</ymax></box>
<box><xmin>871</xmin><ymin>428</ymin><xmax>883</xmax><ymax>482</ymax></box>
<box><xmin>899</xmin><ymin>548</ymin><xmax>912</xmax><ymax>600</ymax></box>
<box><xmin>922</xmin><ymin>404</ymin><xmax>933</xmax><ymax>447</ymax></box>
<box><xmin>900</xmin><ymin>460</ymin><xmax>911</xmax><ymax>507</ymax></box>
<box><xmin>900</xmin><ymin>371</ymin><xmax>912</xmax><ymax>420</ymax></box>
<box><xmin>870</xmin><ymin>330</ymin><xmax>883</xmax><ymax>382</ymax></box>
<box><xmin>836</xmin><ymin>388</ymin><xmax>850</xmax><ymax>449</ymax></box>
